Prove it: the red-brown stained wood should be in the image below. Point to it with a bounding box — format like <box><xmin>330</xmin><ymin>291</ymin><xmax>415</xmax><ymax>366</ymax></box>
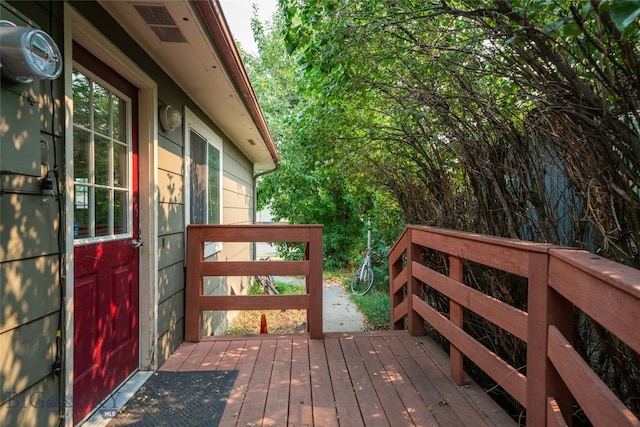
<box><xmin>412</xmin><ymin>295</ymin><xmax>527</xmax><ymax>406</ymax></box>
<box><xmin>391</xmin><ymin>267</ymin><xmax>407</xmax><ymax>294</ymax></box>
<box><xmin>388</xmin><ymin>229</ymin><xmax>408</xmax><ymax>328</ymax></box>
<box><xmin>158</xmin><ymin>332</ymin><xmax>515</xmax><ymax>426</ymax></box>
<box><xmin>196</xmin><ymin>223</ymin><xmax>321</xmax><ymax>242</ymax></box>
<box><xmin>199</xmin><ymin>260</ymin><xmax>310</xmax><ymax>277</ymax></box>
<box><xmin>307</xmin><ymin>226</ymin><xmax>323</xmax><ymax>339</ymax></box>
<box><xmin>263</xmin><ymin>339</ymin><xmax>292</xmax><ymax>426</ymax></box>
<box><xmin>449</xmin><ymin>255</ymin><xmax>465</xmax><ymax>386</ymax></box>
<box><xmin>407</xmin><ymin>236</ymin><xmax>425</xmax><ymax>336</ymax></box>
<box><xmin>185</xmin><ymin>226</ymin><xmax>204</xmax><ymax>342</ymax></box>
<box><xmin>339</xmin><ymin>337</ymin><xmax>389</xmax><ymax>426</ymax></box>
<box><xmin>354</xmin><ymin>336</ymin><xmax>414</xmax><ymax>425</ymax></box>
<box><xmin>547</xmin><ymin>397</ymin><xmax>569</xmax><ymax>427</ymax></box>
<box><xmin>413</xmin><ymin>262</ymin><xmax>528</xmax><ymax>341</ymax></box>
<box><xmin>217</xmin><ymin>340</ymin><xmax>260</xmax><ymax>427</ymax></box>
<box><xmin>308</xmin><ymin>338</ymin><xmax>340</xmax><ymax>426</ymax></box>
<box><xmin>387</xmin><ymin>229</ymin><xmax>409</xmax><ymax>266</ymax></box>
<box><xmin>235</xmin><ymin>339</ymin><xmax>277</xmax><ymax>427</ymax></box>
<box><xmin>289</xmin><ymin>339</ymin><xmax>314</xmax><ymax>426</ymax></box>
<box><xmin>180</xmin><ymin>341</ymin><xmax>215</xmax><ymax>372</ymax></box>
<box><xmin>185</xmin><ymin>224</ymin><xmax>324</xmax><ymax>340</ymax></box>
<box><xmin>424</xmin><ymin>337</ymin><xmax>517</xmax><ymax>426</ymax></box>
<box><xmin>369</xmin><ymin>336</ymin><xmax>439</xmax><ymax>426</ymax></box>
<box><xmin>216</xmin><ymin>339</ymin><xmax>245</xmax><ymax>372</ymax></box>
<box><xmin>408</xmin><ymin>225</ymin><xmax>543</xmax><ymax>277</ymax></box>
<box><xmin>323</xmin><ymin>337</ymin><xmax>364</xmax><ymax>427</ymax></box>
<box><xmin>198</xmin><ymin>294</ymin><xmax>310</xmax><ymax>311</ymax></box>
<box><xmin>388</xmin><ymin>226</ymin><xmax>640</xmax><ymax>427</ymax></box>
<box><xmin>157</xmin><ymin>342</ymin><xmax>197</xmax><ymax>372</ymax></box>
<box><xmin>385</xmin><ymin>335</ymin><xmax>462</xmax><ymax>426</ymax></box>
<box><xmin>392</xmin><ymin>299</ymin><xmax>408</xmax><ymax>324</ymax></box>
<box><xmin>197</xmin><ymin>340</ymin><xmax>230</xmax><ymax>371</ymax></box>
<box><xmin>548</xmin><ymin>326</ymin><xmax>640</xmax><ymax>427</ymax></box>
<box><xmin>548</xmin><ymin>251</ymin><xmax>640</xmax><ymax>355</ymax></box>
<box><xmin>526</xmin><ymin>251</ymin><xmax>569</xmax><ymax>427</ymax></box>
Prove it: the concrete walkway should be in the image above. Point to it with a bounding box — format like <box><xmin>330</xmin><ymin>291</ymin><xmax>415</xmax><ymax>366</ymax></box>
<box><xmin>272</xmin><ymin>275</ymin><xmax>365</xmax><ymax>332</ymax></box>
<box><xmin>257</xmin><ymin>242</ymin><xmax>364</xmax><ymax>332</ymax></box>
<box><xmin>322</xmin><ymin>279</ymin><xmax>364</xmax><ymax>332</ymax></box>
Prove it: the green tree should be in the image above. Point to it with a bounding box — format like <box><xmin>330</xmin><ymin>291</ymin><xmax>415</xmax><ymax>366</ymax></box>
<box><xmin>276</xmin><ymin>0</ymin><xmax>640</xmax><ymax>421</ymax></box>
<box><xmin>242</xmin><ymin>4</ymin><xmax>402</xmax><ymax>269</ymax></box>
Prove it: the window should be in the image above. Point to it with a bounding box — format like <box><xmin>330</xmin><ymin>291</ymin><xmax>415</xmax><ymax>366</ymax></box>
<box><xmin>72</xmin><ymin>67</ymin><xmax>131</xmax><ymax>240</ymax></box>
<box><xmin>185</xmin><ymin>108</ymin><xmax>222</xmax><ymax>256</ymax></box>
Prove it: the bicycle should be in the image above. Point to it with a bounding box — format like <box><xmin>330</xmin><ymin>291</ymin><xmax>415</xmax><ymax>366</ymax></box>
<box><xmin>255</xmin><ymin>257</ymin><xmax>278</xmax><ymax>295</ymax></box>
<box><xmin>350</xmin><ymin>220</ymin><xmax>374</xmax><ymax>295</ymax></box>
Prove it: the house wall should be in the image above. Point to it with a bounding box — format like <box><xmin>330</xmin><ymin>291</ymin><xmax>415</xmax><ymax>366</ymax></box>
<box><xmin>0</xmin><ymin>1</ymin><xmax>66</xmax><ymax>425</ymax></box>
<box><xmin>1</xmin><ymin>0</ymin><xmax>257</xmax><ymax>424</ymax></box>
<box><xmin>66</xmin><ymin>1</ymin><xmax>256</xmax><ymax>366</ymax></box>
<box><xmin>200</xmin><ymin>142</ymin><xmax>255</xmax><ymax>338</ymax></box>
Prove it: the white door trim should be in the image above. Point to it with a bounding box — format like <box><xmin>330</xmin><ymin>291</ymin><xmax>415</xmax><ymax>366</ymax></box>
<box><xmin>64</xmin><ymin>4</ymin><xmax>159</xmax><ymax>425</ymax></box>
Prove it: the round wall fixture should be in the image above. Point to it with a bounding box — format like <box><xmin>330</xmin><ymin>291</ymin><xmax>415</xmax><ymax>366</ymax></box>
<box><xmin>159</xmin><ymin>104</ymin><xmax>182</xmax><ymax>132</ymax></box>
<box><xmin>0</xmin><ymin>20</ymin><xmax>62</xmax><ymax>83</ymax></box>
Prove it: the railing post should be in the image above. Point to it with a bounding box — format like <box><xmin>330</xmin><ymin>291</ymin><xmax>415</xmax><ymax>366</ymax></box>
<box><xmin>526</xmin><ymin>251</ymin><xmax>573</xmax><ymax>426</ymax></box>
<box><xmin>407</xmin><ymin>228</ymin><xmax>425</xmax><ymax>336</ymax></box>
<box><xmin>449</xmin><ymin>255</ymin><xmax>466</xmax><ymax>384</ymax></box>
<box><xmin>307</xmin><ymin>226</ymin><xmax>323</xmax><ymax>339</ymax></box>
<box><xmin>390</xmin><ymin>232</ymin><xmax>406</xmax><ymax>330</ymax></box>
<box><xmin>185</xmin><ymin>226</ymin><xmax>203</xmax><ymax>342</ymax></box>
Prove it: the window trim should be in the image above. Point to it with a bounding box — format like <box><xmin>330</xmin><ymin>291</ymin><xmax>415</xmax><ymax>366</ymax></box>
<box><xmin>71</xmin><ymin>62</ymin><xmax>134</xmax><ymax>246</ymax></box>
<box><xmin>184</xmin><ymin>107</ymin><xmax>223</xmax><ymax>257</ymax></box>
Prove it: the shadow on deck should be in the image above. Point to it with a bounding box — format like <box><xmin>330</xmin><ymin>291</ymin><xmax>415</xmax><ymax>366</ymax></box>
<box><xmin>159</xmin><ymin>331</ymin><xmax>516</xmax><ymax>426</ymax></box>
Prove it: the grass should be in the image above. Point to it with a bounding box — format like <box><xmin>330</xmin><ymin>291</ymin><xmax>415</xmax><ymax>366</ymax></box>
<box><xmin>351</xmin><ymin>288</ymin><xmax>390</xmax><ymax>330</ymax></box>
<box><xmin>334</xmin><ymin>269</ymin><xmax>391</xmax><ymax>331</ymax></box>
<box><xmin>276</xmin><ymin>281</ymin><xmax>305</xmax><ymax>294</ymax></box>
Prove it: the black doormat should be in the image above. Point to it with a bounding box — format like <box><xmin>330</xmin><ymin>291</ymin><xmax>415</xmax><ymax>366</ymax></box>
<box><xmin>108</xmin><ymin>371</ymin><xmax>238</xmax><ymax>427</ymax></box>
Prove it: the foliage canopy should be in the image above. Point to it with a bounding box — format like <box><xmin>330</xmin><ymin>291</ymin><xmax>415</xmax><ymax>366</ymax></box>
<box><xmin>241</xmin><ymin>0</ymin><xmax>640</xmax><ymax>421</ymax></box>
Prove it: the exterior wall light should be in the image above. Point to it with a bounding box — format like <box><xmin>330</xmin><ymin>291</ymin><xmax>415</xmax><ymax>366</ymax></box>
<box><xmin>159</xmin><ymin>104</ymin><xmax>182</xmax><ymax>132</ymax></box>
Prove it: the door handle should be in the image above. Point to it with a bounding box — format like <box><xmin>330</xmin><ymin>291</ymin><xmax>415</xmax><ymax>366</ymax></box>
<box><xmin>132</xmin><ymin>238</ymin><xmax>144</xmax><ymax>249</ymax></box>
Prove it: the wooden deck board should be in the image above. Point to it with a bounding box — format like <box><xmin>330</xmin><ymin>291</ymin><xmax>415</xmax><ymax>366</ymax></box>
<box><xmin>341</xmin><ymin>337</ymin><xmax>389</xmax><ymax>426</ymax></box>
<box><xmin>289</xmin><ymin>339</ymin><xmax>314</xmax><ymax>426</ymax></box>
<box><xmin>354</xmin><ymin>336</ymin><xmax>413</xmax><ymax>426</ymax></box>
<box><xmin>236</xmin><ymin>339</ymin><xmax>277</xmax><ymax>427</ymax></box>
<box><xmin>308</xmin><ymin>338</ymin><xmax>339</xmax><ymax>426</ymax></box>
<box><xmin>158</xmin><ymin>331</ymin><xmax>517</xmax><ymax>426</ymax></box>
<box><xmin>323</xmin><ymin>337</ymin><xmax>363</xmax><ymax>427</ymax></box>
<box><xmin>263</xmin><ymin>339</ymin><xmax>293</xmax><ymax>426</ymax></box>
<box><xmin>217</xmin><ymin>340</ymin><xmax>260</xmax><ymax>427</ymax></box>
<box><xmin>385</xmin><ymin>335</ymin><xmax>462</xmax><ymax>425</ymax></box>
<box><xmin>370</xmin><ymin>336</ymin><xmax>439</xmax><ymax>426</ymax></box>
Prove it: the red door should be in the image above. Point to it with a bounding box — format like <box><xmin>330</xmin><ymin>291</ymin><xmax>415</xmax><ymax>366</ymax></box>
<box><xmin>72</xmin><ymin>44</ymin><xmax>140</xmax><ymax>424</ymax></box>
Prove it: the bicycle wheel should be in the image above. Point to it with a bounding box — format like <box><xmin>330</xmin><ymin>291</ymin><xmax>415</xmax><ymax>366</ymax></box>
<box><xmin>350</xmin><ymin>265</ymin><xmax>374</xmax><ymax>295</ymax></box>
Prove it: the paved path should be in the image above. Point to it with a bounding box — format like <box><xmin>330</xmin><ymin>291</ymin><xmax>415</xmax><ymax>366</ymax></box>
<box><xmin>258</xmin><ymin>242</ymin><xmax>364</xmax><ymax>332</ymax></box>
<box><xmin>322</xmin><ymin>279</ymin><xmax>364</xmax><ymax>332</ymax></box>
<box><xmin>273</xmin><ymin>275</ymin><xmax>364</xmax><ymax>332</ymax></box>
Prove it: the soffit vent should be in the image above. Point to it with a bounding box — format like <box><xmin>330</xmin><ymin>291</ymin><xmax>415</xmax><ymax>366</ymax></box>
<box><xmin>133</xmin><ymin>4</ymin><xmax>187</xmax><ymax>43</ymax></box>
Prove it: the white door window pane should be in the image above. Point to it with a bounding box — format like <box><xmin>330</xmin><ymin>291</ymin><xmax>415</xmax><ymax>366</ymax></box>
<box><xmin>72</xmin><ymin>67</ymin><xmax>131</xmax><ymax>241</ymax></box>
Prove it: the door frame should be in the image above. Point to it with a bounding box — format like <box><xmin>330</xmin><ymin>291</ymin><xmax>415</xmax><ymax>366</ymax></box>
<box><xmin>64</xmin><ymin>4</ymin><xmax>158</xmax><ymax>425</ymax></box>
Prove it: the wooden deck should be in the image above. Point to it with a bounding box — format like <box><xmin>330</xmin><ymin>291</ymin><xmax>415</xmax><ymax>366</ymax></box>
<box><xmin>159</xmin><ymin>330</ymin><xmax>516</xmax><ymax>426</ymax></box>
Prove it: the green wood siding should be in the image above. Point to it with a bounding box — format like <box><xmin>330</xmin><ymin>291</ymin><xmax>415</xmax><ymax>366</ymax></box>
<box><xmin>1</xmin><ymin>1</ymin><xmax>261</xmax><ymax>423</ymax></box>
<box><xmin>1</xmin><ymin>2</ymin><xmax>65</xmax><ymax>424</ymax></box>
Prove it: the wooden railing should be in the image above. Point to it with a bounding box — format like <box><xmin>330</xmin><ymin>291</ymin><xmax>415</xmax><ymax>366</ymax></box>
<box><xmin>389</xmin><ymin>225</ymin><xmax>640</xmax><ymax>427</ymax></box>
<box><xmin>185</xmin><ymin>224</ymin><xmax>323</xmax><ymax>341</ymax></box>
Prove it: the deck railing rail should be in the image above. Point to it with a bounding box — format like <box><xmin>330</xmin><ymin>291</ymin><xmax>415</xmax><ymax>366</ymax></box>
<box><xmin>185</xmin><ymin>224</ymin><xmax>323</xmax><ymax>341</ymax></box>
<box><xmin>389</xmin><ymin>225</ymin><xmax>640</xmax><ymax>427</ymax></box>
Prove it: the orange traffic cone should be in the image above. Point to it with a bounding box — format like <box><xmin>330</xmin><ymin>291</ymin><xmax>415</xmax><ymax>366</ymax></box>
<box><xmin>260</xmin><ymin>314</ymin><xmax>268</xmax><ymax>334</ymax></box>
